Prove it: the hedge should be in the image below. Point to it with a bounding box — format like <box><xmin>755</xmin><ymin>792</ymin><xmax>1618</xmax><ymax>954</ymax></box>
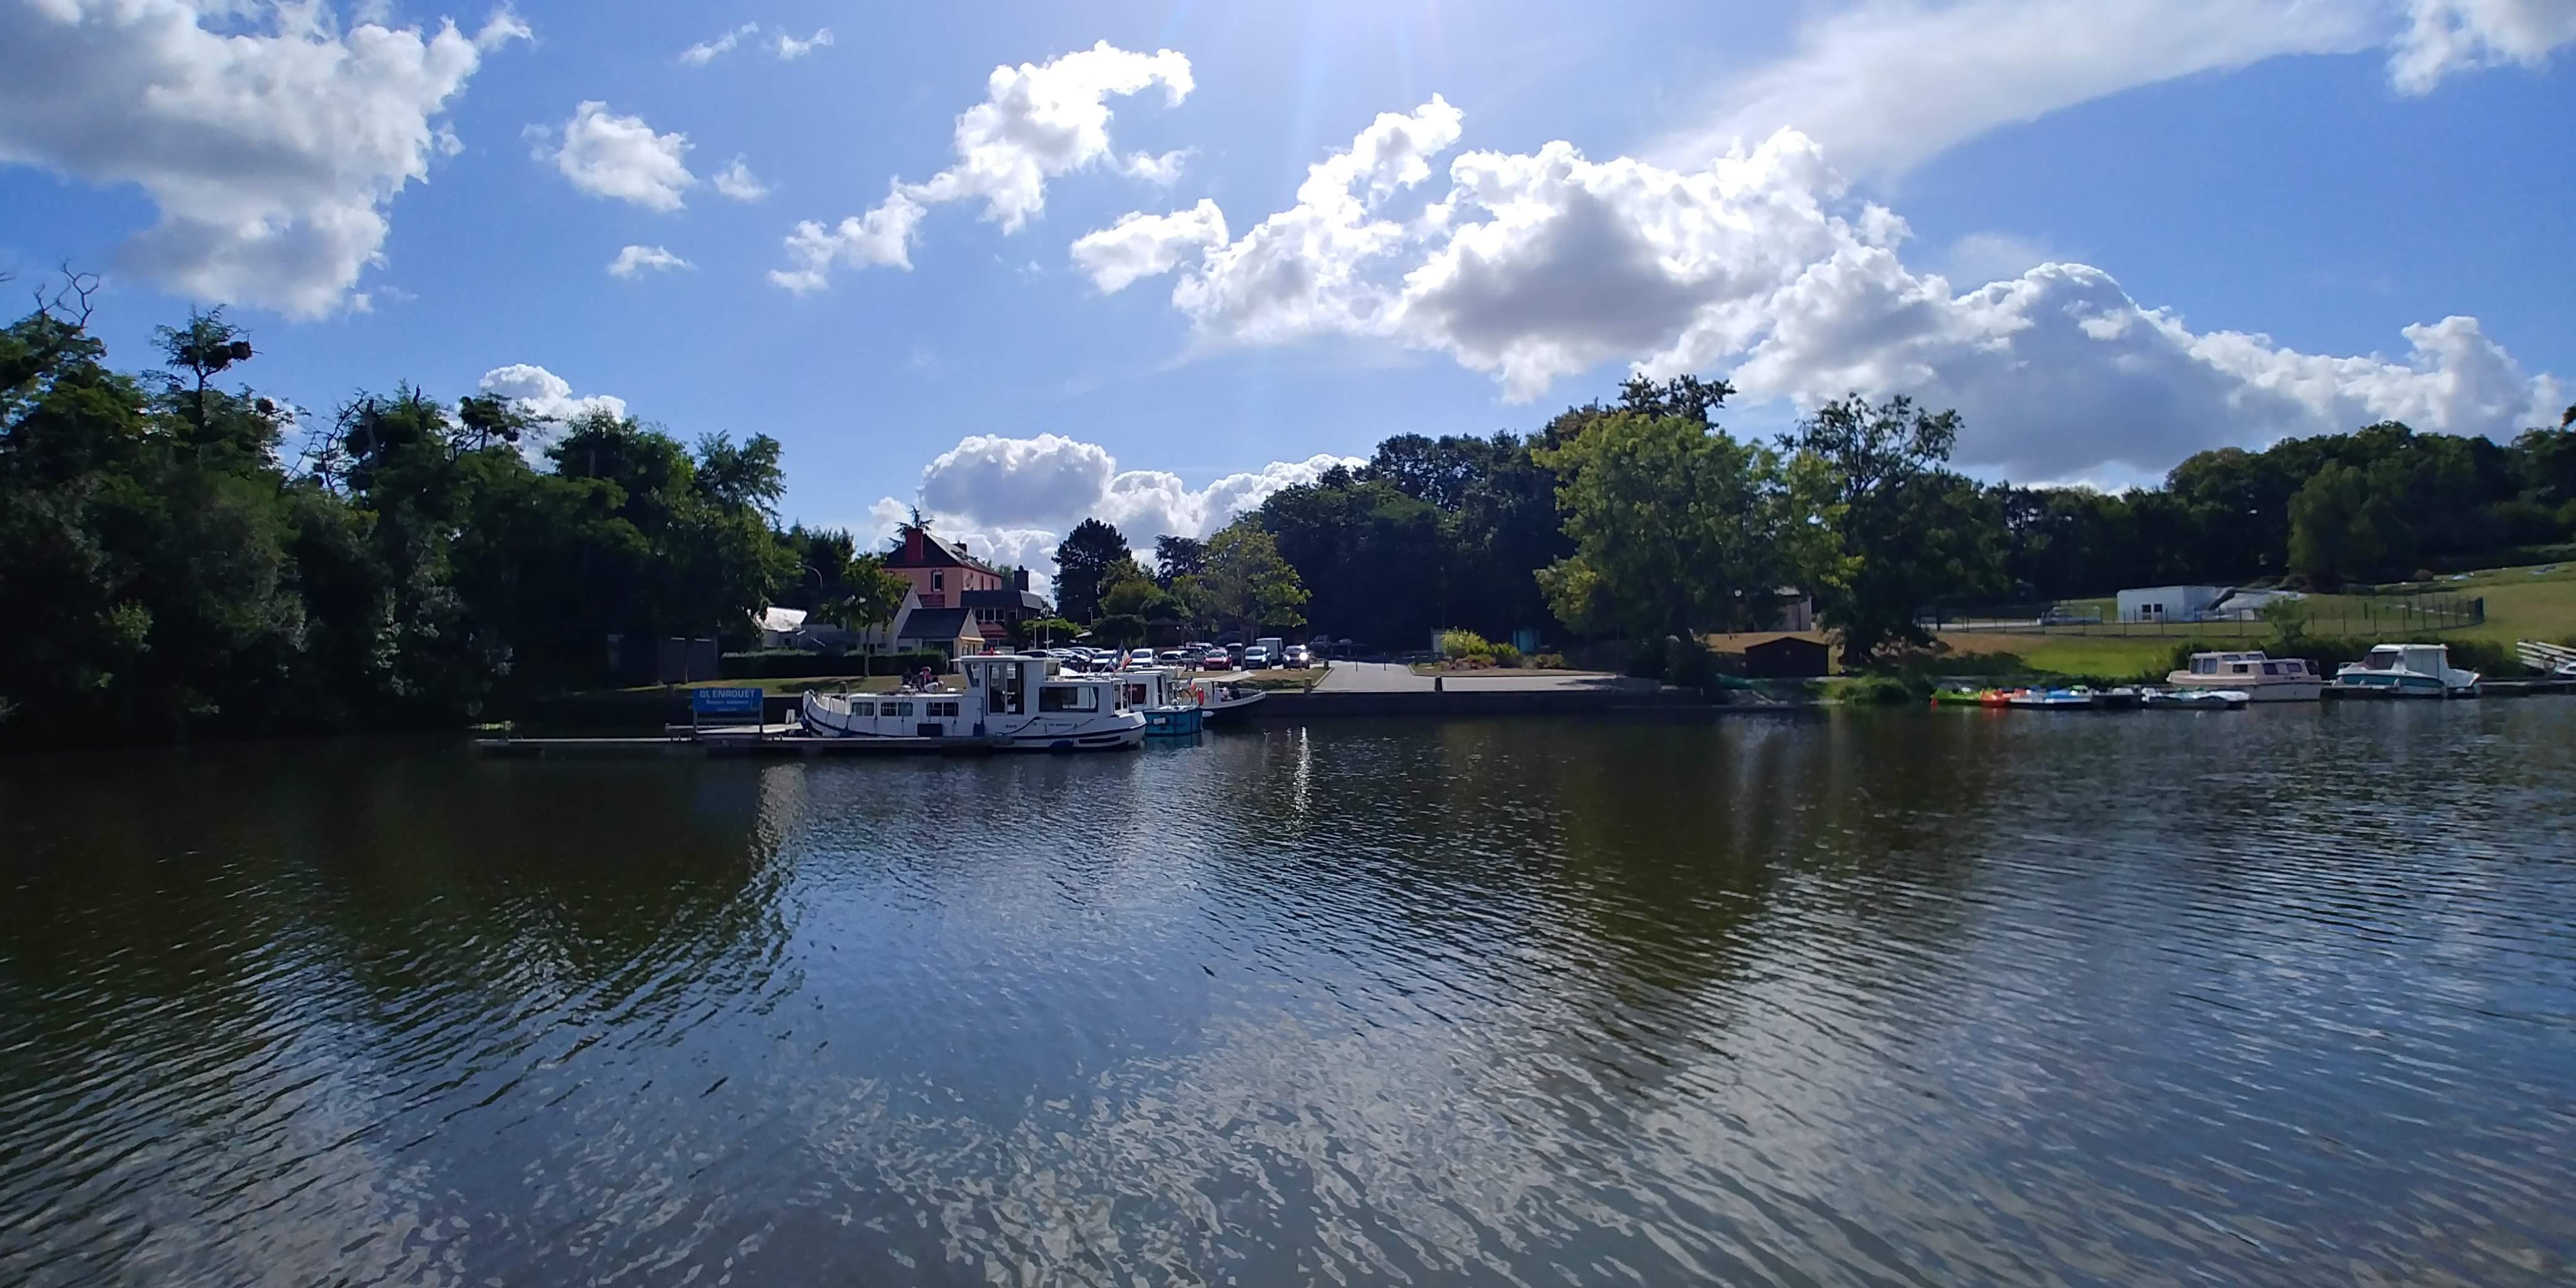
<box><xmin>720</xmin><ymin>650</ymin><xmax>955</xmax><ymax>679</ymax></box>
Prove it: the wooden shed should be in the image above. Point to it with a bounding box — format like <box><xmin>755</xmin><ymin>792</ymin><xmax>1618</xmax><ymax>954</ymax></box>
<box><xmin>1742</xmin><ymin>634</ymin><xmax>1830</xmax><ymax>679</ymax></box>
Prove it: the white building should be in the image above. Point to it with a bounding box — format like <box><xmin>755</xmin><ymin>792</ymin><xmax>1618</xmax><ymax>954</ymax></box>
<box><xmin>2116</xmin><ymin>585</ymin><xmax>2225</xmax><ymax>623</ymax></box>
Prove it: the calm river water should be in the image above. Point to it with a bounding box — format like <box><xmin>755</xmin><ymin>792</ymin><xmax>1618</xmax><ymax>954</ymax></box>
<box><xmin>4</xmin><ymin>705</ymin><xmax>2573</xmax><ymax>1286</ymax></box>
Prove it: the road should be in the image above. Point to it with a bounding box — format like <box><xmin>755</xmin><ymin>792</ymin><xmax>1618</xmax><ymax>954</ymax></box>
<box><xmin>1312</xmin><ymin>661</ymin><xmax>1656</xmax><ymax>694</ymax></box>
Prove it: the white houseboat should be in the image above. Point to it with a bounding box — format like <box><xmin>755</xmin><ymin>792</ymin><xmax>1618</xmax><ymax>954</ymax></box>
<box><xmin>799</xmin><ymin>655</ymin><xmax>1146</xmax><ymax>749</ymax></box>
<box><xmin>2165</xmin><ymin>650</ymin><xmax>2324</xmax><ymax>702</ymax></box>
<box><xmin>2333</xmin><ymin>643</ymin><xmax>2481</xmax><ymax>698</ymax></box>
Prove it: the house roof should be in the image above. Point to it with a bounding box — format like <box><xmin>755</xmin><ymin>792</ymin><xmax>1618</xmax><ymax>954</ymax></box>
<box><xmin>960</xmin><ymin>588</ymin><xmax>1048</xmax><ymax>612</ymax></box>
<box><xmin>754</xmin><ymin>606</ymin><xmax>808</xmax><ymax>633</ymax></box>
<box><xmin>896</xmin><ymin>606</ymin><xmax>977</xmax><ymax>643</ymax></box>
<box><xmin>886</xmin><ymin>524</ymin><xmax>1001</xmax><ymax>577</ymax></box>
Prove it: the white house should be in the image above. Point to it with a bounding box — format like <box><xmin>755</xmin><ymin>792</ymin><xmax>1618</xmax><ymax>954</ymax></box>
<box><xmin>2116</xmin><ymin>585</ymin><xmax>2225</xmax><ymax>623</ymax></box>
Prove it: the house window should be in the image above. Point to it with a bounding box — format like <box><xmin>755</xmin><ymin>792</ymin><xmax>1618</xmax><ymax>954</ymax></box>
<box><xmin>931</xmin><ymin>572</ymin><xmax>944</xmax><ymax>591</ymax></box>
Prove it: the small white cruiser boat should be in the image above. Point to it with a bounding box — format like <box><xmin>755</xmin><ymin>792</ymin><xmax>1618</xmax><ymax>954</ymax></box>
<box><xmin>2334</xmin><ymin>643</ymin><xmax>2481</xmax><ymax>698</ymax></box>
<box><xmin>2166</xmin><ymin>650</ymin><xmax>2323</xmax><ymax>702</ymax></box>
<box><xmin>1107</xmin><ymin>668</ymin><xmax>1206</xmax><ymax>737</ymax></box>
<box><xmin>799</xmin><ymin>654</ymin><xmax>1146</xmax><ymax>749</ymax></box>
<box><xmin>1188</xmin><ymin>678</ymin><xmax>1268</xmax><ymax>723</ymax></box>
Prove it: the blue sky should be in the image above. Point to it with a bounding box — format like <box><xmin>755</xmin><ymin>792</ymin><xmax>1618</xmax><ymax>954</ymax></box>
<box><xmin>4</xmin><ymin>0</ymin><xmax>2571</xmax><ymax>576</ymax></box>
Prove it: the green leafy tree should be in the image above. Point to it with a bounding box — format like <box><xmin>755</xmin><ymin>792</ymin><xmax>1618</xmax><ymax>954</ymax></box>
<box><xmin>1532</xmin><ymin>409</ymin><xmax>1788</xmax><ymax>640</ymax></box>
<box><xmin>824</xmin><ymin>554</ymin><xmax>912</xmax><ymax>650</ymax></box>
<box><xmin>1091</xmin><ymin>613</ymin><xmax>1148</xmax><ymax>648</ymax></box>
<box><xmin>2286</xmin><ymin>462</ymin><xmax>2390</xmax><ymax>587</ymax></box>
<box><xmin>1182</xmin><ymin>521</ymin><xmax>1308</xmax><ymax>636</ymax></box>
<box><xmin>1153</xmin><ymin>534</ymin><xmax>1206</xmax><ymax>585</ymax></box>
<box><xmin>1052</xmin><ymin>517</ymin><xmax>1129</xmax><ymax>622</ymax></box>
<box><xmin>1785</xmin><ymin>394</ymin><xmax>2004</xmax><ymax>666</ymax></box>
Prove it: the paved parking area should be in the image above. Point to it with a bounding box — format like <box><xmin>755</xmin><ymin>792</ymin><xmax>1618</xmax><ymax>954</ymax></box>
<box><xmin>1313</xmin><ymin>661</ymin><xmax>1653</xmax><ymax>694</ymax></box>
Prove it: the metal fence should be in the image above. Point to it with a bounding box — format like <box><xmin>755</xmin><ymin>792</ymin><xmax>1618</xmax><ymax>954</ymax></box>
<box><xmin>1922</xmin><ymin>594</ymin><xmax>2484</xmax><ymax>638</ymax></box>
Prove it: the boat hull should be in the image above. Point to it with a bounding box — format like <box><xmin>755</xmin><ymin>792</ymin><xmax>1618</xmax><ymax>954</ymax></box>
<box><xmin>2167</xmin><ymin>677</ymin><xmax>2320</xmax><ymax>702</ymax></box>
<box><xmin>798</xmin><ymin>692</ymin><xmax>1148</xmax><ymax>748</ymax></box>
<box><xmin>2333</xmin><ymin>672</ymin><xmax>2468</xmax><ymax>698</ymax></box>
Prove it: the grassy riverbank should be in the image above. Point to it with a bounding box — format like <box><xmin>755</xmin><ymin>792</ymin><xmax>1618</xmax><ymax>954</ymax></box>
<box><xmin>1936</xmin><ymin>562</ymin><xmax>2576</xmax><ymax>679</ymax></box>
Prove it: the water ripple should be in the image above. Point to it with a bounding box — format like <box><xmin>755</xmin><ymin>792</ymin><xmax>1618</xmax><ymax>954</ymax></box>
<box><xmin>4</xmin><ymin>708</ymin><xmax>2574</xmax><ymax>1284</ymax></box>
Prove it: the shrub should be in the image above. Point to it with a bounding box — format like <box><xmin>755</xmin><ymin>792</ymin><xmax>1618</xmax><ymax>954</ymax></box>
<box><xmin>1664</xmin><ymin>636</ymin><xmax>1717</xmax><ymax>691</ymax></box>
<box><xmin>2443</xmin><ymin>638</ymin><xmax>2529</xmax><ymax>677</ymax></box>
<box><xmin>1847</xmin><ymin>675</ymin><xmax>1923</xmax><ymax>706</ymax></box>
<box><xmin>1491</xmin><ymin>643</ymin><xmax>1525</xmax><ymax>668</ymax></box>
<box><xmin>721</xmin><ymin>650</ymin><xmax>952</xmax><ymax>679</ymax></box>
<box><xmin>1532</xmin><ymin>652</ymin><xmax>1566</xmax><ymax>669</ymax></box>
<box><xmin>1438</xmin><ymin>629</ymin><xmax>1495</xmax><ymax>661</ymax></box>
<box><xmin>1624</xmin><ymin>639</ymin><xmax>1666</xmax><ymax>679</ymax></box>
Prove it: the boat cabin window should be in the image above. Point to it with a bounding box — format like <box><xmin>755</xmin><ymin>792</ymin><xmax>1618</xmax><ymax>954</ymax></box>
<box><xmin>2261</xmin><ymin>662</ymin><xmax>2281</xmax><ymax>675</ymax></box>
<box><xmin>2193</xmin><ymin>658</ymin><xmax>2216</xmax><ymax>675</ymax></box>
<box><xmin>1039</xmin><ymin>684</ymin><xmax>1099</xmax><ymax>713</ymax></box>
<box><xmin>882</xmin><ymin>701</ymin><xmax>912</xmax><ymax>718</ymax></box>
<box><xmin>986</xmin><ymin>665</ymin><xmax>1024</xmax><ymax>715</ymax></box>
<box><xmin>2229</xmin><ymin>663</ymin><xmax>2252</xmax><ymax>674</ymax></box>
<box><xmin>848</xmin><ymin>702</ymin><xmax>875</xmax><ymax>716</ymax></box>
<box><xmin>927</xmin><ymin>700</ymin><xmax>959</xmax><ymax>717</ymax></box>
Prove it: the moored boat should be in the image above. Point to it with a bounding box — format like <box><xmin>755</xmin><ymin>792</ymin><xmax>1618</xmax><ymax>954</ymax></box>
<box><xmin>1190</xmin><ymin>679</ymin><xmax>1268</xmax><ymax>723</ymax></box>
<box><xmin>800</xmin><ymin>655</ymin><xmax>1146</xmax><ymax>749</ymax></box>
<box><xmin>2333</xmin><ymin>643</ymin><xmax>2480</xmax><ymax>698</ymax></box>
<box><xmin>2007</xmin><ymin>687</ymin><xmax>2096</xmax><ymax>710</ymax></box>
<box><xmin>2167</xmin><ymin>650</ymin><xmax>2323</xmax><ymax>702</ymax></box>
<box><xmin>2140</xmin><ymin>687</ymin><xmax>2248</xmax><ymax>710</ymax></box>
<box><xmin>1109</xmin><ymin>668</ymin><xmax>1206</xmax><ymax>736</ymax></box>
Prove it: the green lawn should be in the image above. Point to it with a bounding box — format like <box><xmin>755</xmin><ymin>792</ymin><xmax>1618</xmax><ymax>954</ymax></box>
<box><xmin>619</xmin><ymin>675</ymin><xmax>905</xmax><ymax>695</ymax></box>
<box><xmin>1937</xmin><ymin>561</ymin><xmax>2576</xmax><ymax>678</ymax></box>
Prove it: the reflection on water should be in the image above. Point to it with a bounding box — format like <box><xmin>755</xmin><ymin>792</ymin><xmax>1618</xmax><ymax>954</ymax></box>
<box><xmin>4</xmin><ymin>705</ymin><xmax>2573</xmax><ymax>1285</ymax></box>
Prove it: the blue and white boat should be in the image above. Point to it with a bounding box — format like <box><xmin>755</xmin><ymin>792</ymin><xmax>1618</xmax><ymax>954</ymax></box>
<box><xmin>2334</xmin><ymin>643</ymin><xmax>2480</xmax><ymax>698</ymax></box>
<box><xmin>2006</xmin><ymin>687</ymin><xmax>2097</xmax><ymax>709</ymax></box>
<box><xmin>1108</xmin><ymin>668</ymin><xmax>1206</xmax><ymax>737</ymax></box>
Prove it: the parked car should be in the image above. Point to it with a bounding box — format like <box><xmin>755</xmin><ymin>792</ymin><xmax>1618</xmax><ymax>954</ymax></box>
<box><xmin>1282</xmin><ymin>643</ymin><xmax>1312</xmax><ymax>668</ymax></box>
<box><xmin>1243</xmin><ymin>646</ymin><xmax>1272</xmax><ymax>669</ymax></box>
<box><xmin>1199</xmin><ymin>650</ymin><xmax>1233</xmax><ymax>671</ymax></box>
<box><xmin>1155</xmin><ymin>649</ymin><xmax>1185</xmax><ymax>664</ymax></box>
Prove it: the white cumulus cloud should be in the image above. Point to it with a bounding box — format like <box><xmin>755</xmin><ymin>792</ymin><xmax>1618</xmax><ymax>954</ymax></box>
<box><xmin>478</xmin><ymin>363</ymin><xmax>627</xmax><ymax>422</ymax></box>
<box><xmin>1082</xmin><ymin>95</ymin><xmax>2564</xmax><ymax>481</ymax></box>
<box><xmin>858</xmin><ymin>435</ymin><xmax>1364</xmax><ymax>586</ymax></box>
<box><xmin>1071</xmin><ymin>199</ymin><xmax>1229</xmax><ymax>292</ymax></box>
<box><xmin>0</xmin><ymin>0</ymin><xmax>526</xmax><ymax>318</ymax></box>
<box><xmin>533</xmin><ymin>101</ymin><xmax>694</xmax><ymax>211</ymax></box>
<box><xmin>2389</xmin><ymin>0</ymin><xmax>2576</xmax><ymax>92</ymax></box>
<box><xmin>606</xmin><ymin>244</ymin><xmax>690</xmax><ymax>277</ymax></box>
<box><xmin>711</xmin><ymin>156</ymin><xmax>770</xmax><ymax>201</ymax></box>
<box><xmin>771</xmin><ymin>41</ymin><xmax>1194</xmax><ymax>292</ymax></box>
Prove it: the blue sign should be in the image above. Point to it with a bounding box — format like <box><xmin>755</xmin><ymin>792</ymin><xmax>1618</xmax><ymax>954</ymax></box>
<box><xmin>690</xmin><ymin>687</ymin><xmax>764</xmax><ymax>716</ymax></box>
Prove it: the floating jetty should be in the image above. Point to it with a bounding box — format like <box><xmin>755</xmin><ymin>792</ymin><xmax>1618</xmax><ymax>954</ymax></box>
<box><xmin>476</xmin><ymin>724</ymin><xmax>1009</xmax><ymax>759</ymax></box>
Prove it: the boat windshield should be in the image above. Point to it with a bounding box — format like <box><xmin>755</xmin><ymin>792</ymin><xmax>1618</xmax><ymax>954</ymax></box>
<box><xmin>1038</xmin><ymin>684</ymin><xmax>1101</xmax><ymax>712</ymax></box>
<box><xmin>2361</xmin><ymin>651</ymin><xmax>2400</xmax><ymax>670</ymax></box>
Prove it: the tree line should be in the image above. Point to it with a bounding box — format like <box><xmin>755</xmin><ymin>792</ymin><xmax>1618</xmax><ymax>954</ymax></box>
<box><xmin>0</xmin><ymin>285</ymin><xmax>892</xmax><ymax>746</ymax></box>
<box><xmin>1045</xmin><ymin>374</ymin><xmax>2576</xmax><ymax>666</ymax></box>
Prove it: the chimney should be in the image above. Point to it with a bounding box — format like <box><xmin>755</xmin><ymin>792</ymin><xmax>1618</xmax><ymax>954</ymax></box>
<box><xmin>1014</xmin><ymin>567</ymin><xmax>1030</xmax><ymax>592</ymax></box>
<box><xmin>902</xmin><ymin>524</ymin><xmax>923</xmax><ymax>563</ymax></box>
